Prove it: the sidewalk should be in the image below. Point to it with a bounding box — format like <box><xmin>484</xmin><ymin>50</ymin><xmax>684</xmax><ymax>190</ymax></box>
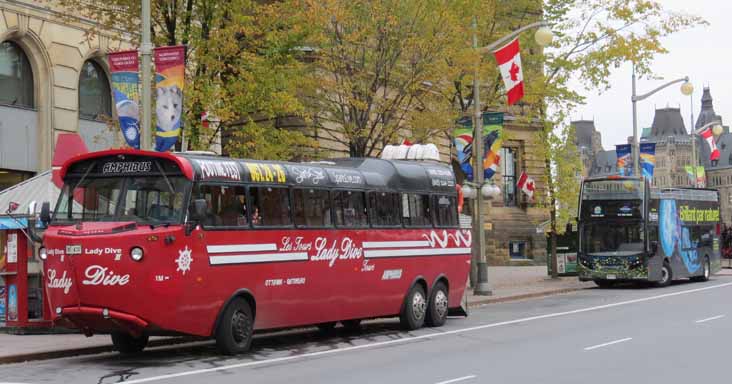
<box><xmin>466</xmin><ymin>266</ymin><xmax>593</xmax><ymax>306</ymax></box>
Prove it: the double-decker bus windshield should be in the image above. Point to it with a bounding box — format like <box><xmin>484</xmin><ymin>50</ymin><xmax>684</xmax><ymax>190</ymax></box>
<box><xmin>53</xmin><ymin>176</ymin><xmax>189</xmax><ymax>225</ymax></box>
<box><xmin>583</xmin><ymin>221</ymin><xmax>644</xmax><ymax>255</ymax></box>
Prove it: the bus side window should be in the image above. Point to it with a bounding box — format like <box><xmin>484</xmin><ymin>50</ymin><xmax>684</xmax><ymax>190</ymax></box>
<box><xmin>368</xmin><ymin>192</ymin><xmax>400</xmax><ymax>227</ymax></box>
<box><xmin>191</xmin><ymin>185</ymin><xmax>247</xmax><ymax>228</ymax></box>
<box><xmin>433</xmin><ymin>195</ymin><xmax>457</xmax><ymax>228</ymax></box>
<box><xmin>402</xmin><ymin>193</ymin><xmax>431</xmax><ymax>227</ymax></box>
<box><xmin>294</xmin><ymin>188</ymin><xmax>331</xmax><ymax>227</ymax></box>
<box><xmin>250</xmin><ymin>186</ymin><xmax>292</xmax><ymax>227</ymax></box>
<box><xmin>334</xmin><ymin>190</ymin><xmax>368</xmax><ymax>227</ymax></box>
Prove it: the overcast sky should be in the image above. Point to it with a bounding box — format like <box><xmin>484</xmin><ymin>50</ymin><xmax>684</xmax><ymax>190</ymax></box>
<box><xmin>571</xmin><ymin>0</ymin><xmax>731</xmax><ymax>150</ymax></box>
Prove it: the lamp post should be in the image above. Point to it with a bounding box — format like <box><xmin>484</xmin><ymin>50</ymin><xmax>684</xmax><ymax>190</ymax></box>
<box><xmin>692</xmin><ymin>120</ymin><xmax>723</xmax><ymax>187</ymax></box>
<box><xmin>470</xmin><ymin>18</ymin><xmax>553</xmax><ymax>295</ymax></box>
<box><xmin>631</xmin><ymin>65</ymin><xmax>693</xmax><ymax>177</ymax></box>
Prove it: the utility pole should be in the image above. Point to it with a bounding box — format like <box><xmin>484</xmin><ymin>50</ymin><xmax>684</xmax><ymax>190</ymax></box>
<box><xmin>141</xmin><ymin>0</ymin><xmax>153</xmax><ymax>150</ymax></box>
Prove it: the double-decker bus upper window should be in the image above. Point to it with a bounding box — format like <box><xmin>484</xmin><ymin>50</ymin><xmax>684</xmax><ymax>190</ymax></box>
<box><xmin>250</xmin><ymin>186</ymin><xmax>291</xmax><ymax>226</ymax></box>
<box><xmin>294</xmin><ymin>189</ymin><xmax>331</xmax><ymax>227</ymax></box>
<box><xmin>368</xmin><ymin>192</ymin><xmax>400</xmax><ymax>227</ymax></box>
<box><xmin>402</xmin><ymin>193</ymin><xmax>431</xmax><ymax>227</ymax></box>
<box><xmin>193</xmin><ymin>185</ymin><xmax>247</xmax><ymax>227</ymax></box>
<box><xmin>433</xmin><ymin>195</ymin><xmax>457</xmax><ymax>228</ymax></box>
<box><xmin>334</xmin><ymin>190</ymin><xmax>368</xmax><ymax>227</ymax></box>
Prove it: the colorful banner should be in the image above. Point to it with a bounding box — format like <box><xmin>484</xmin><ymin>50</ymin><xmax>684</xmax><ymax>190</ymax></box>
<box><xmin>7</xmin><ymin>284</ymin><xmax>16</xmax><ymax>321</ymax></box>
<box><xmin>108</xmin><ymin>50</ymin><xmax>141</xmax><ymax>149</ymax></box>
<box><xmin>615</xmin><ymin>144</ymin><xmax>632</xmax><ymax>176</ymax></box>
<box><xmin>640</xmin><ymin>142</ymin><xmax>656</xmax><ymax>179</ymax></box>
<box><xmin>684</xmin><ymin>165</ymin><xmax>706</xmax><ymax>188</ymax></box>
<box><xmin>154</xmin><ymin>45</ymin><xmax>186</xmax><ymax>152</ymax></box>
<box><xmin>454</xmin><ymin>112</ymin><xmax>503</xmax><ymax>181</ymax></box>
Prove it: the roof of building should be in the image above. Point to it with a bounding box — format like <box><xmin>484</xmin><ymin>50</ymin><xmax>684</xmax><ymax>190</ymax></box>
<box><xmin>650</xmin><ymin>107</ymin><xmax>687</xmax><ymax>137</ymax></box>
<box><xmin>695</xmin><ymin>87</ymin><xmax>723</xmax><ymax>130</ymax></box>
<box><xmin>572</xmin><ymin>120</ymin><xmax>597</xmax><ymax>149</ymax></box>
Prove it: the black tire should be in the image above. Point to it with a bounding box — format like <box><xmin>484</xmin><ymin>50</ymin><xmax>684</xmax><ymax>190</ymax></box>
<box><xmin>594</xmin><ymin>280</ymin><xmax>616</xmax><ymax>289</ymax></box>
<box><xmin>691</xmin><ymin>257</ymin><xmax>711</xmax><ymax>282</ymax></box>
<box><xmin>215</xmin><ymin>297</ymin><xmax>254</xmax><ymax>355</ymax></box>
<box><xmin>400</xmin><ymin>284</ymin><xmax>427</xmax><ymax>330</ymax></box>
<box><xmin>341</xmin><ymin>319</ymin><xmax>362</xmax><ymax>331</ymax></box>
<box><xmin>425</xmin><ymin>281</ymin><xmax>449</xmax><ymax>327</ymax></box>
<box><xmin>111</xmin><ymin>332</ymin><xmax>149</xmax><ymax>354</ymax></box>
<box><xmin>656</xmin><ymin>261</ymin><xmax>673</xmax><ymax>287</ymax></box>
<box><xmin>317</xmin><ymin>322</ymin><xmax>337</xmax><ymax>333</ymax></box>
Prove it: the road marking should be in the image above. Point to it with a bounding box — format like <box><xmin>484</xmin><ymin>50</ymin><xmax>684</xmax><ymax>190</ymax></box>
<box><xmin>434</xmin><ymin>375</ymin><xmax>477</xmax><ymax>384</ymax></box>
<box><xmin>584</xmin><ymin>337</ymin><xmax>633</xmax><ymax>351</ymax></box>
<box><xmin>123</xmin><ymin>281</ymin><xmax>732</xmax><ymax>384</ymax></box>
<box><xmin>696</xmin><ymin>314</ymin><xmax>725</xmax><ymax>324</ymax></box>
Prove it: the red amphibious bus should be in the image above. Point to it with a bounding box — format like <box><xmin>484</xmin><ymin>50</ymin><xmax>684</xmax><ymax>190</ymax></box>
<box><xmin>40</xmin><ymin>149</ymin><xmax>471</xmax><ymax>354</ymax></box>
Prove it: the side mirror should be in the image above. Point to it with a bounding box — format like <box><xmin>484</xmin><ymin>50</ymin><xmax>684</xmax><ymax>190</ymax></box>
<box><xmin>193</xmin><ymin>199</ymin><xmax>207</xmax><ymax>221</ymax></box>
<box><xmin>40</xmin><ymin>202</ymin><xmax>51</xmax><ymax>226</ymax></box>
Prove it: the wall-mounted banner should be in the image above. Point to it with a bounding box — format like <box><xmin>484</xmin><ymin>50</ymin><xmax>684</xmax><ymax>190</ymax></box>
<box><xmin>153</xmin><ymin>45</ymin><xmax>186</xmax><ymax>152</ymax></box>
<box><xmin>108</xmin><ymin>50</ymin><xmax>140</xmax><ymax>149</ymax></box>
<box><xmin>615</xmin><ymin>144</ymin><xmax>632</xmax><ymax>176</ymax></box>
<box><xmin>640</xmin><ymin>142</ymin><xmax>656</xmax><ymax>179</ymax></box>
<box><xmin>454</xmin><ymin>112</ymin><xmax>503</xmax><ymax>181</ymax></box>
<box><xmin>684</xmin><ymin>165</ymin><xmax>706</xmax><ymax>188</ymax></box>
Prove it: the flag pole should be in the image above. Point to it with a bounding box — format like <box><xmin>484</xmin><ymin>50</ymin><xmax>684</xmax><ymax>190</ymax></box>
<box><xmin>141</xmin><ymin>0</ymin><xmax>153</xmax><ymax>151</ymax></box>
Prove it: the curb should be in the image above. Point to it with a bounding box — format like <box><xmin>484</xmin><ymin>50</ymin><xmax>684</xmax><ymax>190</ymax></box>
<box><xmin>467</xmin><ymin>286</ymin><xmax>586</xmax><ymax>307</ymax></box>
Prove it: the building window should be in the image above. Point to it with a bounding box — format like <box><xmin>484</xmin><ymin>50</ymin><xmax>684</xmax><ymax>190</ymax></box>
<box><xmin>509</xmin><ymin>240</ymin><xmax>528</xmax><ymax>259</ymax></box>
<box><xmin>78</xmin><ymin>60</ymin><xmax>112</xmax><ymax>120</ymax></box>
<box><xmin>0</xmin><ymin>41</ymin><xmax>34</xmax><ymax>108</ymax></box>
<box><xmin>0</xmin><ymin>169</ymin><xmax>33</xmax><ymax>192</ymax></box>
<box><xmin>501</xmin><ymin>147</ymin><xmax>518</xmax><ymax>206</ymax></box>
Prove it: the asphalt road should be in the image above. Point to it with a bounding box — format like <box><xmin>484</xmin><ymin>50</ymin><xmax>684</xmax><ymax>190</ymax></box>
<box><xmin>2</xmin><ymin>276</ymin><xmax>732</xmax><ymax>384</ymax></box>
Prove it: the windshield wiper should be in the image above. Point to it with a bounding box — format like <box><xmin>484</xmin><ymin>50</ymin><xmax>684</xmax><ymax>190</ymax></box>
<box><xmin>153</xmin><ymin>160</ymin><xmax>175</xmax><ymax>195</ymax></box>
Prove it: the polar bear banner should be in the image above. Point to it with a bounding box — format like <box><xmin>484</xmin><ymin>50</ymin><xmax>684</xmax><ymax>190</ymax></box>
<box><xmin>153</xmin><ymin>45</ymin><xmax>186</xmax><ymax>152</ymax></box>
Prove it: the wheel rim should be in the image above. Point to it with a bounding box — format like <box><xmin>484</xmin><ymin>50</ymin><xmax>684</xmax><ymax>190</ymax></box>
<box><xmin>413</xmin><ymin>291</ymin><xmax>426</xmax><ymax>321</ymax></box>
<box><xmin>705</xmin><ymin>260</ymin><xmax>710</xmax><ymax>279</ymax></box>
<box><xmin>661</xmin><ymin>266</ymin><xmax>669</xmax><ymax>284</ymax></box>
<box><xmin>231</xmin><ymin>310</ymin><xmax>250</xmax><ymax>344</ymax></box>
<box><xmin>434</xmin><ymin>290</ymin><xmax>448</xmax><ymax>319</ymax></box>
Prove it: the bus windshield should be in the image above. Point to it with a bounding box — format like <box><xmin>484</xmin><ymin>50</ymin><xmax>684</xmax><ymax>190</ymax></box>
<box><xmin>583</xmin><ymin>221</ymin><xmax>644</xmax><ymax>255</ymax></box>
<box><xmin>582</xmin><ymin>179</ymin><xmax>643</xmax><ymax>201</ymax></box>
<box><xmin>53</xmin><ymin>176</ymin><xmax>189</xmax><ymax>225</ymax></box>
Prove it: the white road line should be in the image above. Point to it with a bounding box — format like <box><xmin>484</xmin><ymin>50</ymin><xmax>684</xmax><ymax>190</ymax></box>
<box><xmin>584</xmin><ymin>337</ymin><xmax>633</xmax><ymax>351</ymax></box>
<box><xmin>696</xmin><ymin>314</ymin><xmax>725</xmax><ymax>324</ymax></box>
<box><xmin>434</xmin><ymin>375</ymin><xmax>477</xmax><ymax>384</ymax></box>
<box><xmin>123</xmin><ymin>281</ymin><xmax>732</xmax><ymax>384</ymax></box>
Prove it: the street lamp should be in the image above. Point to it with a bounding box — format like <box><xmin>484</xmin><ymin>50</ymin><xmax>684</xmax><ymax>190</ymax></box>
<box><xmin>631</xmin><ymin>65</ymin><xmax>692</xmax><ymax>177</ymax></box>
<box><xmin>691</xmin><ymin>120</ymin><xmax>723</xmax><ymax>187</ymax></box>
<box><xmin>470</xmin><ymin>18</ymin><xmax>553</xmax><ymax>296</ymax></box>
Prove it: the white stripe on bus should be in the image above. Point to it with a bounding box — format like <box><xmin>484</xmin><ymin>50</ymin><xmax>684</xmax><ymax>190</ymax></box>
<box><xmin>207</xmin><ymin>244</ymin><xmax>277</xmax><ymax>253</ymax></box>
<box><xmin>362</xmin><ymin>240</ymin><xmax>431</xmax><ymax>249</ymax></box>
<box><xmin>209</xmin><ymin>252</ymin><xmax>309</xmax><ymax>265</ymax></box>
<box><xmin>364</xmin><ymin>248</ymin><xmax>471</xmax><ymax>258</ymax></box>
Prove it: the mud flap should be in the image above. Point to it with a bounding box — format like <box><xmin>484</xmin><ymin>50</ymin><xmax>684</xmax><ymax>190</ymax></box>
<box><xmin>448</xmin><ymin>287</ymin><xmax>469</xmax><ymax>317</ymax></box>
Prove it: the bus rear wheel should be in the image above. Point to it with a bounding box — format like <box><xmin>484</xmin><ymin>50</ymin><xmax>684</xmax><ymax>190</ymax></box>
<box><xmin>400</xmin><ymin>284</ymin><xmax>427</xmax><ymax>330</ymax></box>
<box><xmin>691</xmin><ymin>257</ymin><xmax>711</xmax><ymax>282</ymax></box>
<box><xmin>216</xmin><ymin>297</ymin><xmax>254</xmax><ymax>355</ymax></box>
<box><xmin>656</xmin><ymin>261</ymin><xmax>673</xmax><ymax>287</ymax></box>
<box><xmin>111</xmin><ymin>332</ymin><xmax>148</xmax><ymax>354</ymax></box>
<box><xmin>425</xmin><ymin>281</ymin><xmax>449</xmax><ymax>327</ymax></box>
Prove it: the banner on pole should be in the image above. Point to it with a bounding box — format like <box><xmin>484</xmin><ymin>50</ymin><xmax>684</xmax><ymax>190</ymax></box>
<box><xmin>684</xmin><ymin>165</ymin><xmax>706</xmax><ymax>188</ymax></box>
<box><xmin>108</xmin><ymin>50</ymin><xmax>140</xmax><ymax>149</ymax></box>
<box><xmin>615</xmin><ymin>144</ymin><xmax>632</xmax><ymax>176</ymax></box>
<box><xmin>154</xmin><ymin>45</ymin><xmax>186</xmax><ymax>152</ymax></box>
<box><xmin>640</xmin><ymin>142</ymin><xmax>656</xmax><ymax>179</ymax></box>
<box><xmin>454</xmin><ymin>112</ymin><xmax>503</xmax><ymax>182</ymax></box>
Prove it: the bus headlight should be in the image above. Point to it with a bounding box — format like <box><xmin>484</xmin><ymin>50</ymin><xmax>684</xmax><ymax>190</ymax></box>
<box><xmin>39</xmin><ymin>247</ymin><xmax>47</xmax><ymax>260</ymax></box>
<box><xmin>130</xmin><ymin>247</ymin><xmax>144</xmax><ymax>262</ymax></box>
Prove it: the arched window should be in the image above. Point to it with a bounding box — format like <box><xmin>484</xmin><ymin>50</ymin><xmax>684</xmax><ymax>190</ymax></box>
<box><xmin>78</xmin><ymin>60</ymin><xmax>112</xmax><ymax>120</ymax></box>
<box><xmin>0</xmin><ymin>41</ymin><xmax>34</xmax><ymax>108</ymax></box>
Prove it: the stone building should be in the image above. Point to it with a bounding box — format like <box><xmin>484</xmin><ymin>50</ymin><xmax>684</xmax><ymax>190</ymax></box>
<box><xmin>572</xmin><ymin>119</ymin><xmax>617</xmax><ymax>177</ymax></box>
<box><xmin>0</xmin><ymin>1</ymin><xmax>130</xmax><ymax>191</ymax></box>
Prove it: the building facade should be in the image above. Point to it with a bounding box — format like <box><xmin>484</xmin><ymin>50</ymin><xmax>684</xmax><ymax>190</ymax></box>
<box><xmin>0</xmin><ymin>0</ymin><xmax>130</xmax><ymax>191</ymax></box>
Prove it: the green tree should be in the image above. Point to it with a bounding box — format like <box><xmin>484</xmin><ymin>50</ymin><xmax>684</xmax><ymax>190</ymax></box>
<box><xmin>51</xmin><ymin>0</ymin><xmax>316</xmax><ymax>160</ymax></box>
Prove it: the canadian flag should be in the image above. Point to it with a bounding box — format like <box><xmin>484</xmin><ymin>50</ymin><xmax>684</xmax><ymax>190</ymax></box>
<box><xmin>517</xmin><ymin>171</ymin><xmax>535</xmax><ymax>200</ymax></box>
<box><xmin>696</xmin><ymin>126</ymin><xmax>720</xmax><ymax>161</ymax></box>
<box><xmin>493</xmin><ymin>38</ymin><xmax>524</xmax><ymax>105</ymax></box>
<box><xmin>201</xmin><ymin>111</ymin><xmax>210</xmax><ymax>129</ymax></box>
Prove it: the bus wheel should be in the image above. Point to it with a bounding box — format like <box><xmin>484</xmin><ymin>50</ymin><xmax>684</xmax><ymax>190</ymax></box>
<box><xmin>400</xmin><ymin>284</ymin><xmax>427</xmax><ymax>330</ymax></box>
<box><xmin>425</xmin><ymin>281</ymin><xmax>449</xmax><ymax>327</ymax></box>
<box><xmin>111</xmin><ymin>332</ymin><xmax>148</xmax><ymax>354</ymax></box>
<box><xmin>691</xmin><ymin>257</ymin><xmax>711</xmax><ymax>282</ymax></box>
<box><xmin>215</xmin><ymin>297</ymin><xmax>254</xmax><ymax>355</ymax></box>
<box><xmin>656</xmin><ymin>261</ymin><xmax>673</xmax><ymax>287</ymax></box>
<box><xmin>317</xmin><ymin>322</ymin><xmax>337</xmax><ymax>333</ymax></box>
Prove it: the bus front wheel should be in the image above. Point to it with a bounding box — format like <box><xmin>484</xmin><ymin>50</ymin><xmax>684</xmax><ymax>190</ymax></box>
<box><xmin>215</xmin><ymin>297</ymin><xmax>254</xmax><ymax>355</ymax></box>
<box><xmin>111</xmin><ymin>332</ymin><xmax>148</xmax><ymax>354</ymax></box>
<box><xmin>691</xmin><ymin>257</ymin><xmax>711</xmax><ymax>282</ymax></box>
<box><xmin>656</xmin><ymin>261</ymin><xmax>673</xmax><ymax>287</ymax></box>
<box><xmin>400</xmin><ymin>284</ymin><xmax>427</xmax><ymax>330</ymax></box>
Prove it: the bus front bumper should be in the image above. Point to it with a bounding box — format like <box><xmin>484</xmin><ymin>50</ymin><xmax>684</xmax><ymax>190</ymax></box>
<box><xmin>577</xmin><ymin>264</ymin><xmax>649</xmax><ymax>281</ymax></box>
<box><xmin>54</xmin><ymin>306</ymin><xmax>149</xmax><ymax>337</ymax></box>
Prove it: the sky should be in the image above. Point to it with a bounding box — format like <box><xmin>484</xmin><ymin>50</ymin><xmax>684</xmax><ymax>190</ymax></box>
<box><xmin>570</xmin><ymin>0</ymin><xmax>732</xmax><ymax>150</ymax></box>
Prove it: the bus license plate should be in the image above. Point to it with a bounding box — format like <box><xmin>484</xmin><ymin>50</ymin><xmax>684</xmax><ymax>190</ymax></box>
<box><xmin>606</xmin><ymin>274</ymin><xmax>617</xmax><ymax>280</ymax></box>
